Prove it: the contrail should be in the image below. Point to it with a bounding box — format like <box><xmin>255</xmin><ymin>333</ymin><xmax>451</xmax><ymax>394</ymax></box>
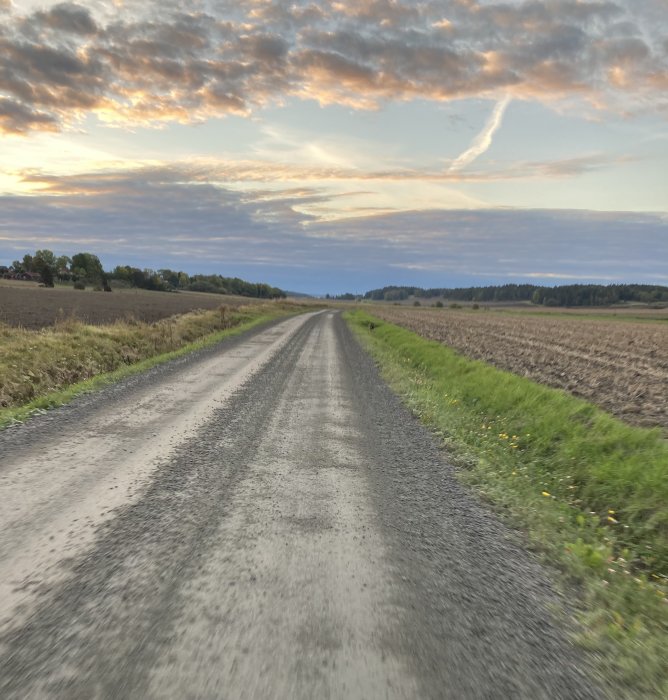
<box><xmin>449</xmin><ymin>95</ymin><xmax>511</xmax><ymax>172</ymax></box>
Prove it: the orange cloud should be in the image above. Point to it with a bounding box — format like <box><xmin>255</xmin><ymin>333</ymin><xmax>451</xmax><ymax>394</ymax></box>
<box><xmin>0</xmin><ymin>1</ymin><xmax>665</xmax><ymax>134</ymax></box>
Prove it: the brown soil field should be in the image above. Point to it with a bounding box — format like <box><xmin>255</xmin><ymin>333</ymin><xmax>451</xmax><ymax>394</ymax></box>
<box><xmin>369</xmin><ymin>305</ymin><xmax>668</xmax><ymax>431</ymax></box>
<box><xmin>491</xmin><ymin>305</ymin><xmax>668</xmax><ymax>321</ymax></box>
<box><xmin>391</xmin><ymin>298</ymin><xmax>668</xmax><ymax>321</ymax></box>
<box><xmin>0</xmin><ymin>281</ymin><xmax>257</xmax><ymax>329</ymax></box>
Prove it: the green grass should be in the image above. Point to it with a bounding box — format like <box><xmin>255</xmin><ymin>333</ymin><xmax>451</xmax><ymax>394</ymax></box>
<box><xmin>346</xmin><ymin>309</ymin><xmax>668</xmax><ymax>699</ymax></box>
<box><xmin>0</xmin><ymin>303</ymin><xmax>305</xmax><ymax>428</ymax></box>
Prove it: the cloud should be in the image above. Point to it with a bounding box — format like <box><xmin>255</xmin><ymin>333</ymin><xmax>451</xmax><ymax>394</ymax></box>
<box><xmin>34</xmin><ymin>3</ymin><xmax>98</xmax><ymax>35</ymax></box>
<box><xmin>307</xmin><ymin>208</ymin><xmax>668</xmax><ymax>288</ymax></box>
<box><xmin>12</xmin><ymin>151</ymin><xmax>627</xmax><ymax>208</ymax></box>
<box><xmin>0</xmin><ymin>1</ymin><xmax>665</xmax><ymax>134</ymax></box>
<box><xmin>0</xmin><ymin>98</ymin><xmax>59</xmax><ymax>133</ymax></box>
<box><xmin>450</xmin><ymin>95</ymin><xmax>511</xmax><ymax>171</ymax></box>
<box><xmin>1</xmin><ymin>165</ymin><xmax>665</xmax><ymax>293</ymax></box>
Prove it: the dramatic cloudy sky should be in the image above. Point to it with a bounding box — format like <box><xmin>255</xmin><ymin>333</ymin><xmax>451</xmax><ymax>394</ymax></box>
<box><xmin>0</xmin><ymin>0</ymin><xmax>666</xmax><ymax>293</ymax></box>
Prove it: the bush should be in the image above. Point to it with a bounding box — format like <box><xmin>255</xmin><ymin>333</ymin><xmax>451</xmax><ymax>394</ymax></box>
<box><xmin>413</xmin><ymin>300</ymin><xmax>421</xmax><ymax>306</ymax></box>
<box><xmin>40</xmin><ymin>266</ymin><xmax>55</xmax><ymax>287</ymax></box>
<box><xmin>73</xmin><ymin>281</ymin><xmax>86</xmax><ymax>290</ymax></box>
<box><xmin>435</xmin><ymin>301</ymin><xmax>444</xmax><ymax>308</ymax></box>
<box><xmin>472</xmin><ymin>303</ymin><xmax>480</xmax><ymax>310</ymax></box>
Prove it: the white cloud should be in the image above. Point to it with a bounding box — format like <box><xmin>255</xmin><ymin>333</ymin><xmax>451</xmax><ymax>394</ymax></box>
<box><xmin>449</xmin><ymin>95</ymin><xmax>511</xmax><ymax>171</ymax></box>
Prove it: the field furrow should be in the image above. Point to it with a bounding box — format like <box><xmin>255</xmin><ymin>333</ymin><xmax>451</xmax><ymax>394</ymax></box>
<box><xmin>368</xmin><ymin>307</ymin><xmax>668</xmax><ymax>431</ymax></box>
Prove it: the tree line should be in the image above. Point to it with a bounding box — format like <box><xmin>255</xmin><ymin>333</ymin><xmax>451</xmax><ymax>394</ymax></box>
<box><xmin>3</xmin><ymin>250</ymin><xmax>286</xmax><ymax>299</ymax></box>
<box><xmin>363</xmin><ymin>283</ymin><xmax>668</xmax><ymax>306</ymax></box>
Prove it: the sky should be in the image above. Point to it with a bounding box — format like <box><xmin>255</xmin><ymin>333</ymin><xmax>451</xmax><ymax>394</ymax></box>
<box><xmin>0</xmin><ymin>0</ymin><xmax>666</xmax><ymax>295</ymax></box>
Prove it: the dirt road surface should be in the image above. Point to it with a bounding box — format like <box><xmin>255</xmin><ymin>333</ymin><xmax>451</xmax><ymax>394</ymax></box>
<box><xmin>0</xmin><ymin>311</ymin><xmax>602</xmax><ymax>699</ymax></box>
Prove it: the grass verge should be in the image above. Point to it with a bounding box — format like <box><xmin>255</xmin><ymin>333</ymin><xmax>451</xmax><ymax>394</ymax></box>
<box><xmin>0</xmin><ymin>302</ymin><xmax>307</xmax><ymax>428</ymax></box>
<box><xmin>346</xmin><ymin>309</ymin><xmax>667</xmax><ymax>699</ymax></box>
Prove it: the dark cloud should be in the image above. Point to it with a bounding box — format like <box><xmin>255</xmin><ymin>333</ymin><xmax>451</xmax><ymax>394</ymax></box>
<box><xmin>308</xmin><ymin>208</ymin><xmax>668</xmax><ymax>289</ymax></box>
<box><xmin>35</xmin><ymin>3</ymin><xmax>98</xmax><ymax>35</ymax></box>
<box><xmin>0</xmin><ymin>1</ymin><xmax>665</xmax><ymax>133</ymax></box>
<box><xmin>295</xmin><ymin>29</ymin><xmax>485</xmax><ymax>101</ymax></box>
<box><xmin>0</xmin><ymin>22</ymin><xmax>107</xmax><ymax>125</ymax></box>
<box><xmin>241</xmin><ymin>35</ymin><xmax>290</xmax><ymax>64</ymax></box>
<box><xmin>1</xmin><ymin>166</ymin><xmax>665</xmax><ymax>293</ymax></box>
<box><xmin>0</xmin><ymin>97</ymin><xmax>59</xmax><ymax>132</ymax></box>
<box><xmin>2</xmin><ymin>41</ymin><xmax>101</xmax><ymax>88</ymax></box>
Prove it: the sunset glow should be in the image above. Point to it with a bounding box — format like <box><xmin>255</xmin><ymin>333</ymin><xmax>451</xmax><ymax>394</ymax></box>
<box><xmin>1</xmin><ymin>0</ymin><xmax>666</xmax><ymax>293</ymax></box>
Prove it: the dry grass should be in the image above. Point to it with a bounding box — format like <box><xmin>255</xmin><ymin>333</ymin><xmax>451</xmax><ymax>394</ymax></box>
<box><xmin>0</xmin><ymin>302</ymin><xmax>303</xmax><ymax>409</ymax></box>
<box><xmin>368</xmin><ymin>305</ymin><xmax>668</xmax><ymax>431</ymax></box>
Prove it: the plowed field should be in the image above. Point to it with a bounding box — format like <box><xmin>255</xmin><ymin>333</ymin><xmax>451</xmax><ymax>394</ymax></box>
<box><xmin>0</xmin><ymin>282</ymin><xmax>248</xmax><ymax>329</ymax></box>
<box><xmin>369</xmin><ymin>306</ymin><xmax>668</xmax><ymax>431</ymax></box>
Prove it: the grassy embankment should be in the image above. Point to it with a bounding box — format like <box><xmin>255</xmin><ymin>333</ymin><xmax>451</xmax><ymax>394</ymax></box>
<box><xmin>346</xmin><ymin>309</ymin><xmax>667</xmax><ymax>699</ymax></box>
<box><xmin>0</xmin><ymin>302</ymin><xmax>307</xmax><ymax>428</ymax></box>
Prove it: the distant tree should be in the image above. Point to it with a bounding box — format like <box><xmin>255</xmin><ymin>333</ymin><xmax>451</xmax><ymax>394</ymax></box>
<box><xmin>32</xmin><ymin>249</ymin><xmax>57</xmax><ymax>287</ymax></box>
<box><xmin>158</xmin><ymin>269</ymin><xmax>180</xmax><ymax>289</ymax></box>
<box><xmin>11</xmin><ymin>248</ymin><xmax>287</xmax><ymax>300</ymax></box>
<box><xmin>22</xmin><ymin>253</ymin><xmax>34</xmax><ymax>272</ymax></box>
<box><xmin>71</xmin><ymin>252</ymin><xmax>104</xmax><ymax>284</ymax></box>
<box><xmin>40</xmin><ymin>266</ymin><xmax>55</xmax><ymax>287</ymax></box>
<box><xmin>177</xmin><ymin>271</ymin><xmax>190</xmax><ymax>289</ymax></box>
<box><xmin>55</xmin><ymin>255</ymin><xmax>71</xmax><ymax>270</ymax></box>
<box><xmin>363</xmin><ymin>283</ymin><xmax>668</xmax><ymax>307</ymax></box>
<box><xmin>188</xmin><ymin>280</ymin><xmax>219</xmax><ymax>294</ymax></box>
<box><xmin>384</xmin><ymin>289</ymin><xmax>408</xmax><ymax>301</ymax></box>
<box><xmin>34</xmin><ymin>249</ymin><xmax>56</xmax><ymax>268</ymax></box>
<box><xmin>55</xmin><ymin>255</ymin><xmax>72</xmax><ymax>281</ymax></box>
<box><xmin>130</xmin><ymin>267</ymin><xmax>146</xmax><ymax>288</ymax></box>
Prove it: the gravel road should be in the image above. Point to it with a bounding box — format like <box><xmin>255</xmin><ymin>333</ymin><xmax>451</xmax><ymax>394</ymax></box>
<box><xmin>0</xmin><ymin>311</ymin><xmax>603</xmax><ymax>699</ymax></box>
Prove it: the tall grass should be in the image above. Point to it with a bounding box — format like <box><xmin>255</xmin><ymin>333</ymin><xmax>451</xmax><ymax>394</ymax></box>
<box><xmin>347</xmin><ymin>310</ymin><xmax>668</xmax><ymax>698</ymax></box>
<box><xmin>0</xmin><ymin>303</ymin><xmax>303</xmax><ymax>419</ymax></box>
